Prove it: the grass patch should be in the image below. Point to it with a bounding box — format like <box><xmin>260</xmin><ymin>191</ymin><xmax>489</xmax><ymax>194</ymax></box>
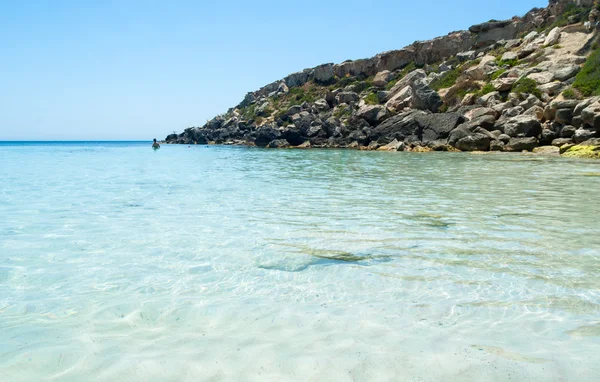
<box><xmin>562</xmin><ymin>87</ymin><xmax>583</xmax><ymax>100</ymax></box>
<box><xmin>512</xmin><ymin>77</ymin><xmax>542</xmax><ymax>99</ymax></box>
<box><xmin>490</xmin><ymin>69</ymin><xmax>507</xmax><ymax>80</ymax></box>
<box><xmin>443</xmin><ymin>79</ymin><xmax>481</xmax><ymax>107</ymax></box>
<box><xmin>430</xmin><ymin>67</ymin><xmax>461</xmax><ymax>90</ymax></box>
<box><xmin>364</xmin><ymin>92</ymin><xmax>379</xmax><ymax>105</ymax></box>
<box><xmin>477</xmin><ymin>83</ymin><xmax>496</xmax><ymax>97</ymax></box>
<box><xmin>573</xmin><ymin>47</ymin><xmax>600</xmax><ymax>96</ymax></box>
<box><xmin>547</xmin><ymin>4</ymin><xmax>589</xmax><ymax>30</ymax></box>
<box><xmin>496</xmin><ymin>57</ymin><xmax>520</xmax><ymax>68</ymax></box>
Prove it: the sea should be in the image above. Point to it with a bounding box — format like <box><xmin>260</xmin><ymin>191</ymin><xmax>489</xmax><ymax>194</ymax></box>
<box><xmin>1</xmin><ymin>141</ymin><xmax>599</xmax><ymax>381</ymax></box>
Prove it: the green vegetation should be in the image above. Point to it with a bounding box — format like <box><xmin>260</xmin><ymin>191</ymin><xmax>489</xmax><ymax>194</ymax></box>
<box><xmin>512</xmin><ymin>77</ymin><xmax>542</xmax><ymax>99</ymax></box>
<box><xmin>430</xmin><ymin>67</ymin><xmax>461</xmax><ymax>91</ymax></box>
<box><xmin>477</xmin><ymin>83</ymin><xmax>496</xmax><ymax>97</ymax></box>
<box><xmin>573</xmin><ymin>47</ymin><xmax>600</xmax><ymax>96</ymax></box>
<box><xmin>495</xmin><ymin>57</ymin><xmax>520</xmax><ymax>68</ymax></box>
<box><xmin>562</xmin><ymin>87</ymin><xmax>583</xmax><ymax>100</ymax></box>
<box><xmin>289</xmin><ymin>86</ymin><xmax>320</xmax><ymax>104</ymax></box>
<box><xmin>547</xmin><ymin>4</ymin><xmax>589</xmax><ymax>30</ymax></box>
<box><xmin>490</xmin><ymin>69</ymin><xmax>507</xmax><ymax>81</ymax></box>
<box><xmin>562</xmin><ymin>144</ymin><xmax>600</xmax><ymax>159</ymax></box>
<box><xmin>443</xmin><ymin>79</ymin><xmax>481</xmax><ymax>107</ymax></box>
<box><xmin>364</xmin><ymin>92</ymin><xmax>379</xmax><ymax>105</ymax></box>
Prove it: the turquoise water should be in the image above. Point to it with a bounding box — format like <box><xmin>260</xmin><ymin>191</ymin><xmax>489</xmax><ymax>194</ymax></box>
<box><xmin>1</xmin><ymin>142</ymin><xmax>599</xmax><ymax>381</ymax></box>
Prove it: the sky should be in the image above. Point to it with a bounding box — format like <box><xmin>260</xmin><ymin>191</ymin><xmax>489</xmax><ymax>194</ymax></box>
<box><xmin>0</xmin><ymin>0</ymin><xmax>548</xmax><ymax>141</ymax></box>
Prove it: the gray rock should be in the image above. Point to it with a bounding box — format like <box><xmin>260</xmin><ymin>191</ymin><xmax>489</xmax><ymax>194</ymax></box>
<box><xmin>550</xmin><ymin>65</ymin><xmax>580</xmax><ymax>81</ymax></box>
<box><xmin>505</xmin><ymin>137</ymin><xmax>539</xmax><ymax>151</ymax></box>
<box><xmin>255</xmin><ymin>126</ymin><xmax>282</xmax><ymax>147</ymax></box>
<box><xmin>412</xmin><ymin>80</ymin><xmax>443</xmax><ymax>113</ymax></box>
<box><xmin>418</xmin><ymin>112</ymin><xmax>464</xmax><ymax>142</ymax></box>
<box><xmin>335</xmin><ymin>92</ymin><xmax>360</xmax><ymax>105</ymax></box>
<box><xmin>552</xmin><ymin>138</ymin><xmax>573</xmax><ymax>147</ymax></box>
<box><xmin>540</xmin><ymin>128</ymin><xmax>558</xmax><ymax>145</ymax></box>
<box><xmin>532</xmin><ymin>146</ymin><xmax>560</xmax><ymax>155</ymax></box>
<box><xmin>455</xmin><ymin>133</ymin><xmax>491</xmax><ymax>151</ymax></box>
<box><xmin>313</xmin><ymin>64</ymin><xmax>335</xmax><ymax>83</ymax></box>
<box><xmin>539</xmin><ymin>82</ymin><xmax>563</xmax><ymax>96</ymax></box>
<box><xmin>573</xmin><ymin>128</ymin><xmax>597</xmax><ymax>143</ymax></box>
<box><xmin>501</xmin><ymin>51</ymin><xmax>519</xmax><ymax>61</ymax></box>
<box><xmin>490</xmin><ymin>140</ymin><xmax>505</xmax><ymax>151</ymax></box>
<box><xmin>527</xmin><ymin>72</ymin><xmax>555</xmax><ymax>85</ymax></box>
<box><xmin>356</xmin><ymin>105</ymin><xmax>390</xmax><ymax>126</ymax></box>
<box><xmin>377</xmin><ymin>139</ymin><xmax>405</xmax><ymax>151</ymax></box>
<box><xmin>581</xmin><ymin>103</ymin><xmax>600</xmax><ymax>129</ymax></box>
<box><xmin>287</xmin><ymin>105</ymin><xmax>302</xmax><ymax>115</ymax></box>
<box><xmin>555</xmin><ymin>108</ymin><xmax>574</xmax><ymax>125</ymax></box>
<box><xmin>544</xmin><ymin>27</ymin><xmax>561</xmax><ymax>46</ymax></box>
<box><xmin>314</xmin><ymin>99</ymin><xmax>330</xmax><ymax>112</ymax></box>
<box><xmin>503</xmin><ymin>115</ymin><xmax>542</xmax><ymax>138</ymax></box>
<box><xmin>266</xmin><ymin>139</ymin><xmax>290</xmax><ymax>148</ymax></box>
<box><xmin>560</xmin><ymin>125</ymin><xmax>577</xmax><ymax>138</ymax></box>
<box><xmin>373</xmin><ymin>70</ymin><xmax>393</xmax><ymax>87</ymax></box>
<box><xmin>457</xmin><ymin>50</ymin><xmax>477</xmax><ymax>61</ymax></box>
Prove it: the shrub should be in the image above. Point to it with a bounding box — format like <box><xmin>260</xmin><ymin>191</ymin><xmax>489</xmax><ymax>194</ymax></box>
<box><xmin>573</xmin><ymin>47</ymin><xmax>600</xmax><ymax>96</ymax></box>
<box><xmin>562</xmin><ymin>88</ymin><xmax>583</xmax><ymax>100</ymax></box>
<box><xmin>364</xmin><ymin>92</ymin><xmax>379</xmax><ymax>105</ymax></box>
<box><xmin>443</xmin><ymin>79</ymin><xmax>481</xmax><ymax>107</ymax></box>
<box><xmin>496</xmin><ymin>57</ymin><xmax>520</xmax><ymax>68</ymax></box>
<box><xmin>490</xmin><ymin>69</ymin><xmax>507</xmax><ymax>80</ymax></box>
<box><xmin>512</xmin><ymin>78</ymin><xmax>542</xmax><ymax>99</ymax></box>
<box><xmin>430</xmin><ymin>67</ymin><xmax>461</xmax><ymax>90</ymax></box>
<box><xmin>477</xmin><ymin>83</ymin><xmax>496</xmax><ymax>97</ymax></box>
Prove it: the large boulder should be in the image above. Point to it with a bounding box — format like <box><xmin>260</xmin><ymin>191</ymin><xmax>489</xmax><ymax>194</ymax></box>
<box><xmin>313</xmin><ymin>64</ymin><xmax>335</xmax><ymax>84</ymax></box>
<box><xmin>418</xmin><ymin>112</ymin><xmax>464</xmax><ymax>142</ymax></box>
<box><xmin>503</xmin><ymin>115</ymin><xmax>542</xmax><ymax>138</ymax></box>
<box><xmin>368</xmin><ymin>110</ymin><xmax>428</xmax><ymax>144</ymax></box>
<box><xmin>505</xmin><ymin>137</ymin><xmax>539</xmax><ymax>151</ymax></box>
<box><xmin>266</xmin><ymin>139</ymin><xmax>290</xmax><ymax>148</ymax></box>
<box><xmin>573</xmin><ymin>128</ymin><xmax>597</xmax><ymax>143</ymax></box>
<box><xmin>544</xmin><ymin>27</ymin><xmax>561</xmax><ymax>46</ymax></box>
<box><xmin>356</xmin><ymin>105</ymin><xmax>390</xmax><ymax>126</ymax></box>
<box><xmin>373</xmin><ymin>70</ymin><xmax>394</xmax><ymax>87</ymax></box>
<box><xmin>255</xmin><ymin>126</ymin><xmax>282</xmax><ymax>147</ymax></box>
<box><xmin>387</xmin><ymin>69</ymin><xmax>427</xmax><ymax>95</ymax></box>
<box><xmin>455</xmin><ymin>133</ymin><xmax>491</xmax><ymax>151</ymax></box>
<box><xmin>412</xmin><ymin>80</ymin><xmax>443</xmax><ymax>113</ymax></box>
<box><xmin>581</xmin><ymin>102</ymin><xmax>600</xmax><ymax>130</ymax></box>
<box><xmin>335</xmin><ymin>92</ymin><xmax>360</xmax><ymax>105</ymax></box>
<box><xmin>385</xmin><ymin>85</ymin><xmax>413</xmax><ymax>110</ymax></box>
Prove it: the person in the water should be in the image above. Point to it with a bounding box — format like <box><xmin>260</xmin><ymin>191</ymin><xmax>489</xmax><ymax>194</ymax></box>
<box><xmin>152</xmin><ymin>138</ymin><xmax>160</xmax><ymax>150</ymax></box>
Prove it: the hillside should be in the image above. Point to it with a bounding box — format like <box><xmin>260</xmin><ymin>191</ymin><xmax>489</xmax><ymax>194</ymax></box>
<box><xmin>165</xmin><ymin>0</ymin><xmax>600</xmax><ymax>158</ymax></box>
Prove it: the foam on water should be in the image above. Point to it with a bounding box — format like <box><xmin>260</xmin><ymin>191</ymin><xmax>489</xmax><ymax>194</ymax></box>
<box><xmin>1</xmin><ymin>142</ymin><xmax>599</xmax><ymax>381</ymax></box>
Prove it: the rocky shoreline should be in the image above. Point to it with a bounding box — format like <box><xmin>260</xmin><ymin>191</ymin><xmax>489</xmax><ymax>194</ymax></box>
<box><xmin>165</xmin><ymin>0</ymin><xmax>600</xmax><ymax>159</ymax></box>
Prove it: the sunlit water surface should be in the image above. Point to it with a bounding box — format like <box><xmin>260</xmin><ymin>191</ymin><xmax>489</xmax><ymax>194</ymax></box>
<box><xmin>1</xmin><ymin>142</ymin><xmax>599</xmax><ymax>381</ymax></box>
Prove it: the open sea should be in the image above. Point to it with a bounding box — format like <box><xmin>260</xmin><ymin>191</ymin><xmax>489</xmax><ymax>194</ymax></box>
<box><xmin>1</xmin><ymin>141</ymin><xmax>599</xmax><ymax>381</ymax></box>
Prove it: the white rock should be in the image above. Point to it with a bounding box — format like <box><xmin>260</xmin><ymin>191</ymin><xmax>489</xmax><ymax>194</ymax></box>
<box><xmin>544</xmin><ymin>27</ymin><xmax>561</xmax><ymax>46</ymax></box>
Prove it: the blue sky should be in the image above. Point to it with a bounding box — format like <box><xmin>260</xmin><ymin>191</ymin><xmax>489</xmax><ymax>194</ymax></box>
<box><xmin>0</xmin><ymin>0</ymin><xmax>547</xmax><ymax>140</ymax></box>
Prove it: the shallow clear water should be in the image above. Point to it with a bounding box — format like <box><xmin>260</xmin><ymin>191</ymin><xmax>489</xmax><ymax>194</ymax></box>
<box><xmin>1</xmin><ymin>142</ymin><xmax>599</xmax><ymax>381</ymax></box>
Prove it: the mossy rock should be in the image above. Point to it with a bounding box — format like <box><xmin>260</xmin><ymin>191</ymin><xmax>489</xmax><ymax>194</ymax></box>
<box><xmin>561</xmin><ymin>144</ymin><xmax>600</xmax><ymax>159</ymax></box>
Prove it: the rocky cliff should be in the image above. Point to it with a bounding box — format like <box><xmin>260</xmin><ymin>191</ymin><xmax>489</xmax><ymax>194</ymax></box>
<box><xmin>165</xmin><ymin>0</ymin><xmax>600</xmax><ymax>158</ymax></box>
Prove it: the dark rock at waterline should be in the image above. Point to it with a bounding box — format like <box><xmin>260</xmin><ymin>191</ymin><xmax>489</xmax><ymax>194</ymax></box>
<box><xmin>455</xmin><ymin>133</ymin><xmax>491</xmax><ymax>151</ymax></box>
<box><xmin>255</xmin><ymin>126</ymin><xmax>281</xmax><ymax>147</ymax></box>
<box><xmin>505</xmin><ymin>137</ymin><xmax>539</xmax><ymax>152</ymax></box>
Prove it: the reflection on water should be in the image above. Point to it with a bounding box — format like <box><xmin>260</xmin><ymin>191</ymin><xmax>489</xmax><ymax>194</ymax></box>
<box><xmin>0</xmin><ymin>143</ymin><xmax>599</xmax><ymax>381</ymax></box>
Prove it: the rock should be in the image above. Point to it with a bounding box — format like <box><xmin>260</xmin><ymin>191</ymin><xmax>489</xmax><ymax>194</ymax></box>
<box><xmin>555</xmin><ymin>108</ymin><xmax>574</xmax><ymax>125</ymax></box>
<box><xmin>527</xmin><ymin>72</ymin><xmax>555</xmax><ymax>85</ymax></box>
<box><xmin>490</xmin><ymin>140</ymin><xmax>505</xmax><ymax>151</ymax></box>
<box><xmin>287</xmin><ymin>105</ymin><xmax>302</xmax><ymax>115</ymax></box>
<box><xmin>295</xmin><ymin>141</ymin><xmax>311</xmax><ymax>149</ymax></box>
<box><xmin>504</xmin><ymin>39</ymin><xmax>521</xmax><ymax>49</ymax></box>
<box><xmin>581</xmin><ymin>103</ymin><xmax>600</xmax><ymax>129</ymax></box>
<box><xmin>418</xmin><ymin>112</ymin><xmax>464</xmax><ymax>142</ymax></box>
<box><xmin>503</xmin><ymin>115</ymin><xmax>542</xmax><ymax>138</ymax></box>
<box><xmin>573</xmin><ymin>128</ymin><xmax>597</xmax><ymax>143</ymax></box>
<box><xmin>255</xmin><ymin>126</ymin><xmax>281</xmax><ymax>147</ymax></box>
<box><xmin>377</xmin><ymin>139</ymin><xmax>405</xmax><ymax>151</ymax></box>
<box><xmin>314</xmin><ymin>98</ymin><xmax>330</xmax><ymax>112</ymax></box>
<box><xmin>266</xmin><ymin>139</ymin><xmax>290</xmax><ymax>148</ymax></box>
<box><xmin>492</xmin><ymin>77</ymin><xmax>518</xmax><ymax>91</ymax></box>
<box><xmin>313</xmin><ymin>64</ymin><xmax>335</xmax><ymax>83</ymax></box>
<box><xmin>457</xmin><ymin>50</ymin><xmax>477</xmax><ymax>61</ymax></box>
<box><xmin>560</xmin><ymin>125</ymin><xmax>577</xmax><ymax>138</ymax></box>
<box><xmin>335</xmin><ymin>92</ymin><xmax>360</xmax><ymax>104</ymax></box>
<box><xmin>505</xmin><ymin>137</ymin><xmax>539</xmax><ymax>151</ymax></box>
<box><xmin>561</xmin><ymin>144</ymin><xmax>600</xmax><ymax>159</ymax></box>
<box><xmin>523</xmin><ymin>31</ymin><xmax>538</xmax><ymax>43</ymax></box>
<box><xmin>540</xmin><ymin>128</ymin><xmax>557</xmax><ymax>145</ymax></box>
<box><xmin>539</xmin><ymin>82</ymin><xmax>563</xmax><ymax>96</ymax></box>
<box><xmin>373</xmin><ymin>70</ymin><xmax>393</xmax><ymax>87</ymax></box>
<box><xmin>285</xmin><ymin>71</ymin><xmax>310</xmax><ymax>88</ymax></box>
<box><xmin>478</xmin><ymin>91</ymin><xmax>501</xmax><ymax>107</ymax></box>
<box><xmin>532</xmin><ymin>145</ymin><xmax>560</xmax><ymax>155</ymax></box>
<box><xmin>307</xmin><ymin>124</ymin><xmax>324</xmax><ymax>138</ymax></box>
<box><xmin>501</xmin><ymin>51</ymin><xmax>519</xmax><ymax>61</ymax></box>
<box><xmin>550</xmin><ymin>99</ymin><xmax>579</xmax><ymax>110</ymax></box>
<box><xmin>464</xmin><ymin>107</ymin><xmax>496</xmax><ymax>121</ymax></box>
<box><xmin>549</xmin><ymin>65</ymin><xmax>580</xmax><ymax>81</ymax></box>
<box><xmin>455</xmin><ymin>133</ymin><xmax>491</xmax><ymax>151</ymax></box>
<box><xmin>544</xmin><ymin>27</ymin><xmax>561</xmax><ymax>46</ymax></box>
<box><xmin>523</xmin><ymin>106</ymin><xmax>544</xmax><ymax>120</ymax></box>
<box><xmin>411</xmin><ymin>80</ymin><xmax>443</xmax><ymax>113</ymax></box>
<box><xmin>368</xmin><ymin>110</ymin><xmax>428</xmax><ymax>144</ymax></box>
<box><xmin>462</xmin><ymin>93</ymin><xmax>477</xmax><ymax>106</ymax></box>
<box><xmin>519</xmin><ymin>94</ymin><xmax>542</xmax><ymax>111</ymax></box>
<box><xmin>552</xmin><ymin>138</ymin><xmax>573</xmax><ymax>146</ymax></box>
<box><xmin>356</xmin><ymin>105</ymin><xmax>390</xmax><ymax>126</ymax></box>
<box><xmin>388</xmin><ymin>69</ymin><xmax>427</xmax><ymax>96</ymax></box>
<box><xmin>385</xmin><ymin>85</ymin><xmax>413</xmax><ymax>110</ymax></box>
<box><xmin>367</xmin><ymin>141</ymin><xmax>381</xmax><ymax>150</ymax></box>
<box><xmin>498</xmin><ymin>134</ymin><xmax>511</xmax><ymax>144</ymax></box>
